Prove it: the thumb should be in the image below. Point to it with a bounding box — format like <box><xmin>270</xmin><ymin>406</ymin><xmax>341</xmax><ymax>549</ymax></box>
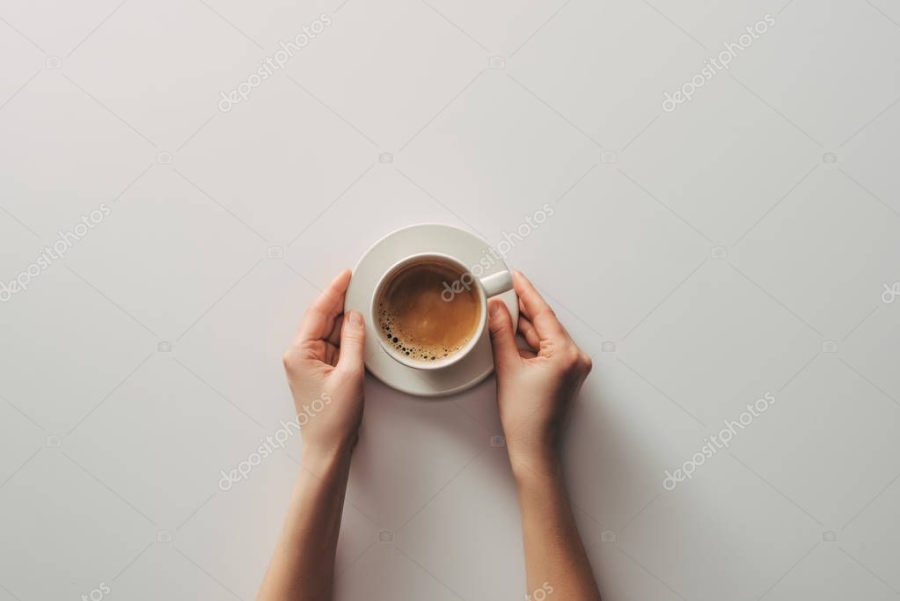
<box><xmin>488</xmin><ymin>300</ymin><xmax>519</xmax><ymax>373</ymax></box>
<box><xmin>337</xmin><ymin>310</ymin><xmax>366</xmax><ymax>374</ymax></box>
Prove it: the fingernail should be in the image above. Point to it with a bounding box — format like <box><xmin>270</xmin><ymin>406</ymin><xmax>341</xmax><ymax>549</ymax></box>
<box><xmin>348</xmin><ymin>311</ymin><xmax>364</xmax><ymax>328</ymax></box>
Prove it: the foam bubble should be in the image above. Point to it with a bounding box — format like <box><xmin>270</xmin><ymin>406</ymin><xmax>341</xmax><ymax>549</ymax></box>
<box><xmin>377</xmin><ymin>301</ymin><xmax>466</xmax><ymax>361</ymax></box>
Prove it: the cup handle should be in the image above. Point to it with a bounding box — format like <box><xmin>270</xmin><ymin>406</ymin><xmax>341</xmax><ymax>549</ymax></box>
<box><xmin>479</xmin><ymin>270</ymin><xmax>513</xmax><ymax>298</ymax></box>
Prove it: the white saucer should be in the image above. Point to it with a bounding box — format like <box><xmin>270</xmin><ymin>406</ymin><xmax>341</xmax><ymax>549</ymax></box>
<box><xmin>345</xmin><ymin>224</ymin><xmax>518</xmax><ymax>397</ymax></box>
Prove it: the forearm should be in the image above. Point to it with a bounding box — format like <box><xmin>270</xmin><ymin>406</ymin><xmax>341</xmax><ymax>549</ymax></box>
<box><xmin>513</xmin><ymin>454</ymin><xmax>600</xmax><ymax>601</ymax></box>
<box><xmin>257</xmin><ymin>446</ymin><xmax>352</xmax><ymax>601</ymax></box>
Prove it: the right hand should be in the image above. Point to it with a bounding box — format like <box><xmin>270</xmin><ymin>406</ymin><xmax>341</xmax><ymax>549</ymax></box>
<box><xmin>488</xmin><ymin>272</ymin><xmax>592</xmax><ymax>477</ymax></box>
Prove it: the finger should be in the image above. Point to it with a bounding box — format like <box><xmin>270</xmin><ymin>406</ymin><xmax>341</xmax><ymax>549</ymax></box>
<box><xmin>517</xmin><ymin>315</ymin><xmax>541</xmax><ymax>351</ymax></box>
<box><xmin>518</xmin><ymin>348</ymin><xmax>538</xmax><ymax>360</ymax></box>
<box><xmin>336</xmin><ymin>311</ymin><xmax>366</xmax><ymax>375</ymax></box>
<box><xmin>326</xmin><ymin>313</ymin><xmax>344</xmax><ymax>346</ymax></box>
<box><xmin>513</xmin><ymin>271</ymin><xmax>567</xmax><ymax>340</ymax></box>
<box><xmin>488</xmin><ymin>299</ymin><xmax>520</xmax><ymax>373</ymax></box>
<box><xmin>295</xmin><ymin>270</ymin><xmax>352</xmax><ymax>344</ymax></box>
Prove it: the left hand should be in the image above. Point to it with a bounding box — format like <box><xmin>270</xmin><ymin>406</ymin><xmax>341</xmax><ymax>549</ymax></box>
<box><xmin>282</xmin><ymin>270</ymin><xmax>367</xmax><ymax>461</ymax></box>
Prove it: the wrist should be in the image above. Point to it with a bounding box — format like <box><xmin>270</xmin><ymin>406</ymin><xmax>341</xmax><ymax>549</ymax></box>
<box><xmin>302</xmin><ymin>439</ymin><xmax>355</xmax><ymax>475</ymax></box>
<box><xmin>508</xmin><ymin>445</ymin><xmax>562</xmax><ymax>484</ymax></box>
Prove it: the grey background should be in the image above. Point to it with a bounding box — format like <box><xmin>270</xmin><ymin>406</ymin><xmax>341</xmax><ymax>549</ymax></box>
<box><xmin>2</xmin><ymin>0</ymin><xmax>900</xmax><ymax>599</ymax></box>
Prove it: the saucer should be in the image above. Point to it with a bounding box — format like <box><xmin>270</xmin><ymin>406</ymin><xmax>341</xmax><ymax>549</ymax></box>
<box><xmin>345</xmin><ymin>224</ymin><xmax>518</xmax><ymax>397</ymax></box>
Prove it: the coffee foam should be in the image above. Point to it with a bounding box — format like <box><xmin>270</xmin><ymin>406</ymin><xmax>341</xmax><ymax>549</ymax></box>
<box><xmin>377</xmin><ymin>303</ymin><xmax>466</xmax><ymax>361</ymax></box>
<box><xmin>376</xmin><ymin>260</ymin><xmax>481</xmax><ymax>363</ymax></box>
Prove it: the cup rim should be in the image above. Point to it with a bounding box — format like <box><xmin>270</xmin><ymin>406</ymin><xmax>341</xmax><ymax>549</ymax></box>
<box><xmin>370</xmin><ymin>252</ymin><xmax>487</xmax><ymax>371</ymax></box>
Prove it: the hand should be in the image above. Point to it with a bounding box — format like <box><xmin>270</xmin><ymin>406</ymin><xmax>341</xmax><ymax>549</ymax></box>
<box><xmin>488</xmin><ymin>272</ymin><xmax>592</xmax><ymax>478</ymax></box>
<box><xmin>282</xmin><ymin>270</ymin><xmax>366</xmax><ymax>464</ymax></box>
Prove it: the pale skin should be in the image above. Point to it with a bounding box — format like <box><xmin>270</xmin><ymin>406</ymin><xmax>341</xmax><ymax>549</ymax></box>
<box><xmin>258</xmin><ymin>270</ymin><xmax>600</xmax><ymax>601</ymax></box>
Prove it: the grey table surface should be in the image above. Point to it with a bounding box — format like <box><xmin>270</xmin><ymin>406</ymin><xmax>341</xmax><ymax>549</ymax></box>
<box><xmin>1</xmin><ymin>0</ymin><xmax>900</xmax><ymax>600</ymax></box>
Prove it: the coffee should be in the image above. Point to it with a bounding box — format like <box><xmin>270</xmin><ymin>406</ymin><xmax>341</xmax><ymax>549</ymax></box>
<box><xmin>376</xmin><ymin>259</ymin><xmax>481</xmax><ymax>362</ymax></box>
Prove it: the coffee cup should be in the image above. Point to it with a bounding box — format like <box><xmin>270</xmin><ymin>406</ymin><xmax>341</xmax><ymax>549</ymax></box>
<box><xmin>371</xmin><ymin>252</ymin><xmax>513</xmax><ymax>370</ymax></box>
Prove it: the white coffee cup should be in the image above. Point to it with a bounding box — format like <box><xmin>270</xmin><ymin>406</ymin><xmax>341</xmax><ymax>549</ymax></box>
<box><xmin>370</xmin><ymin>252</ymin><xmax>513</xmax><ymax>370</ymax></box>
